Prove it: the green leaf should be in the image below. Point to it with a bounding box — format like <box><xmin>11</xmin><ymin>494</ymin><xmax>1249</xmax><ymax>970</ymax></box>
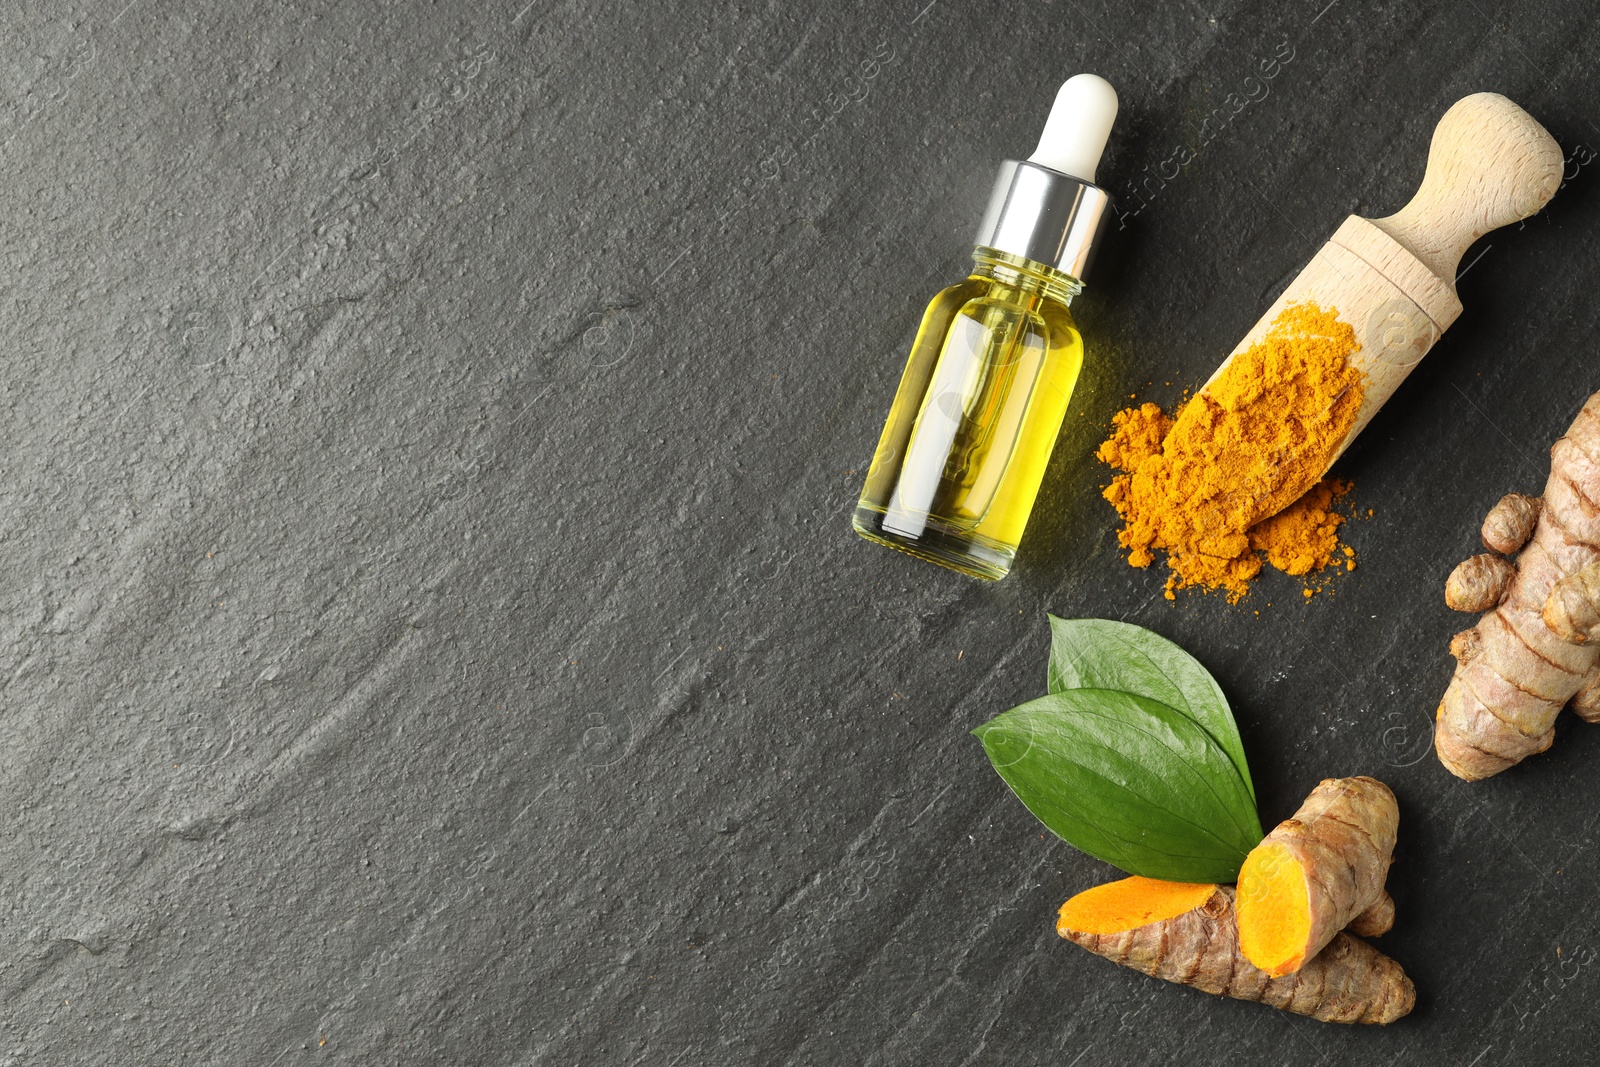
<box><xmin>1046</xmin><ymin>616</ymin><xmax>1255</xmax><ymax>804</ymax></box>
<box><xmin>974</xmin><ymin>689</ymin><xmax>1264</xmax><ymax>882</ymax></box>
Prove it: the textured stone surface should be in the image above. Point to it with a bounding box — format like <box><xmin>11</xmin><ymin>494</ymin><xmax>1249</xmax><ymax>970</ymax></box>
<box><xmin>4</xmin><ymin>0</ymin><xmax>1600</xmax><ymax>1062</ymax></box>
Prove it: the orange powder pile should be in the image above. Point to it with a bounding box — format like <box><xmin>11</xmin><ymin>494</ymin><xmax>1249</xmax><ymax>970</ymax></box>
<box><xmin>1098</xmin><ymin>302</ymin><xmax>1365</xmax><ymax>602</ymax></box>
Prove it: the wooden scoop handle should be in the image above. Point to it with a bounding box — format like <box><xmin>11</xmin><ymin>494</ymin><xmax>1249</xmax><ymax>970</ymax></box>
<box><xmin>1370</xmin><ymin>92</ymin><xmax>1563</xmax><ymax>286</ymax></box>
<box><xmin>1196</xmin><ymin>93</ymin><xmax>1563</xmax><ymax>484</ymax></box>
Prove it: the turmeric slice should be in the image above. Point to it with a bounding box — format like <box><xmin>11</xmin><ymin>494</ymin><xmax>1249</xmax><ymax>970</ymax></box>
<box><xmin>1236</xmin><ymin>777</ymin><xmax>1399</xmax><ymax>977</ymax></box>
<box><xmin>1057</xmin><ymin>877</ymin><xmax>1414</xmax><ymax>1025</ymax></box>
<box><xmin>1056</xmin><ymin>876</ymin><xmax>1216</xmax><ymax>935</ymax></box>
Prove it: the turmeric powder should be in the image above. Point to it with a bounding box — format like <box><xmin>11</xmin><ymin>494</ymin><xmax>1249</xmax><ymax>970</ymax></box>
<box><xmin>1098</xmin><ymin>302</ymin><xmax>1365</xmax><ymax>601</ymax></box>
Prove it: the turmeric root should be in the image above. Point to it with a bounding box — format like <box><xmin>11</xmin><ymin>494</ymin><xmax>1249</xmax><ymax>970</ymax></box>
<box><xmin>1435</xmin><ymin>392</ymin><xmax>1600</xmax><ymax>780</ymax></box>
<box><xmin>1445</xmin><ymin>554</ymin><xmax>1516</xmax><ymax>613</ymax></box>
<box><xmin>1058</xmin><ymin>877</ymin><xmax>1414</xmax><ymax>1024</ymax></box>
<box><xmin>1544</xmin><ymin>558</ymin><xmax>1600</xmax><ymax>643</ymax></box>
<box><xmin>1481</xmin><ymin>492</ymin><xmax>1541</xmax><ymax>554</ymax></box>
<box><xmin>1573</xmin><ymin>665</ymin><xmax>1600</xmax><ymax>723</ymax></box>
<box><xmin>1235</xmin><ymin>777</ymin><xmax>1398</xmax><ymax>977</ymax></box>
<box><xmin>1347</xmin><ymin>891</ymin><xmax>1395</xmax><ymax>938</ymax></box>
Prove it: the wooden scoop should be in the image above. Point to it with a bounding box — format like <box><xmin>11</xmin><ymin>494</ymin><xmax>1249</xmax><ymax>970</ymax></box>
<box><xmin>1200</xmin><ymin>92</ymin><xmax>1563</xmax><ymax>465</ymax></box>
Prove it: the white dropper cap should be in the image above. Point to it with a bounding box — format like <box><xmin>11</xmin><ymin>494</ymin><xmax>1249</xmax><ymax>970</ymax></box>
<box><xmin>1027</xmin><ymin>74</ymin><xmax>1118</xmax><ymax>184</ymax></box>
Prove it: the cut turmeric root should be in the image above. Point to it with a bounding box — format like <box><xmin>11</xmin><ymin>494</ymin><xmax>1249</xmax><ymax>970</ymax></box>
<box><xmin>1058</xmin><ymin>777</ymin><xmax>1411</xmax><ymax>1023</ymax></box>
<box><xmin>1058</xmin><ymin>877</ymin><xmax>1414</xmax><ymax>1024</ymax></box>
<box><xmin>1236</xmin><ymin>777</ymin><xmax>1398</xmax><ymax>977</ymax></box>
<box><xmin>1435</xmin><ymin>393</ymin><xmax>1600</xmax><ymax>779</ymax></box>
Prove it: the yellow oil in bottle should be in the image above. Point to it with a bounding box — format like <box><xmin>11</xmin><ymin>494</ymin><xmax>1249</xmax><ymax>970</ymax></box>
<box><xmin>851</xmin><ymin>72</ymin><xmax>1117</xmax><ymax>578</ymax></box>
<box><xmin>853</xmin><ymin>247</ymin><xmax>1084</xmax><ymax>579</ymax></box>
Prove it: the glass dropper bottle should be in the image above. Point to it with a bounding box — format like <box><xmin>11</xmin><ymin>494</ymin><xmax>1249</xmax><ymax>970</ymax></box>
<box><xmin>853</xmin><ymin>74</ymin><xmax>1118</xmax><ymax>579</ymax></box>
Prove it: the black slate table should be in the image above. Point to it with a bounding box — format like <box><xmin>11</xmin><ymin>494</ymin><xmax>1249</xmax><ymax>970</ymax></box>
<box><xmin>8</xmin><ymin>1</ymin><xmax>1600</xmax><ymax>1063</ymax></box>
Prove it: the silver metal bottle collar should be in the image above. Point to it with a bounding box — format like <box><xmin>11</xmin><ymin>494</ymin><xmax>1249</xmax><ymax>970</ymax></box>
<box><xmin>973</xmin><ymin>159</ymin><xmax>1112</xmax><ymax>283</ymax></box>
